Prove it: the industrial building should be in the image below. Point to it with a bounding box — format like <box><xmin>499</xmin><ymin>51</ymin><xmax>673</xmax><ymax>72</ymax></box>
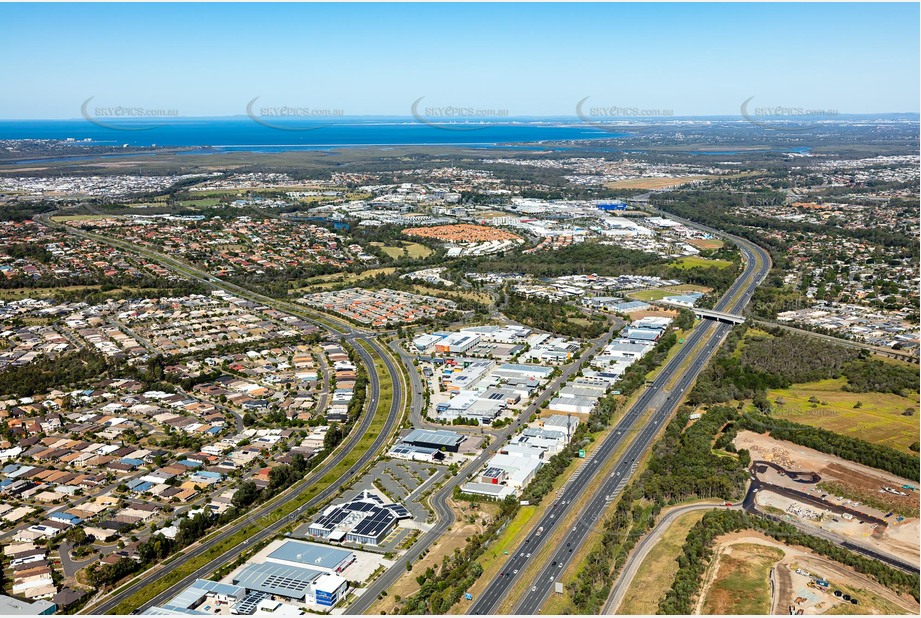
<box><xmin>232</xmin><ymin>563</ymin><xmax>348</xmax><ymax>609</ymax></box>
<box><xmin>388</xmin><ymin>443</ymin><xmax>445</xmax><ymax>463</ymax></box>
<box><xmin>307</xmin><ymin>491</ymin><xmax>411</xmax><ymax>546</ymax></box>
<box><xmin>265</xmin><ymin>541</ymin><xmax>356</xmax><ymax>575</ymax></box>
<box><xmin>142</xmin><ymin>579</ymin><xmax>245</xmax><ymax>615</ymax></box>
<box><xmin>401</xmin><ymin>428</ymin><xmax>465</xmax><ymax>453</ymax></box>
<box><xmin>144</xmin><ymin>543</ymin><xmax>359</xmax><ymax>615</ymax></box>
<box><xmin>434</xmin><ymin>332</ymin><xmax>480</xmax><ymax>354</ymax></box>
<box><xmin>0</xmin><ymin>595</ymin><xmax>56</xmax><ymax>615</ymax></box>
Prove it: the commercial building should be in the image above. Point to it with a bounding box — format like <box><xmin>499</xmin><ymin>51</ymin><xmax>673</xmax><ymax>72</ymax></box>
<box><xmin>231</xmin><ymin>562</ymin><xmax>348</xmax><ymax>608</ymax></box>
<box><xmin>401</xmin><ymin>428</ymin><xmax>465</xmax><ymax>453</ymax></box>
<box><xmin>265</xmin><ymin>540</ymin><xmax>356</xmax><ymax>575</ymax></box>
<box><xmin>0</xmin><ymin>595</ymin><xmax>56</xmax><ymax>615</ymax></box>
<box><xmin>434</xmin><ymin>332</ymin><xmax>480</xmax><ymax>355</ymax></box>
<box><xmin>388</xmin><ymin>443</ymin><xmax>445</xmax><ymax>463</ymax></box>
<box><xmin>307</xmin><ymin>491</ymin><xmax>411</xmax><ymax>546</ymax></box>
<box><xmin>660</xmin><ymin>292</ymin><xmax>704</xmax><ymax>308</ymax></box>
<box><xmin>491</xmin><ymin>363</ymin><xmax>554</xmax><ymax>381</ymax></box>
<box><xmin>411</xmin><ymin>333</ymin><xmax>444</xmax><ymax>352</ymax></box>
<box><xmin>547</xmin><ymin>396</ymin><xmax>596</xmax><ymax>415</ymax></box>
<box><xmin>622</xmin><ymin>327</ymin><xmax>662</xmax><ymax>342</ymax></box>
<box><xmin>143</xmin><ymin>579</ymin><xmax>245</xmax><ymax>615</ymax></box>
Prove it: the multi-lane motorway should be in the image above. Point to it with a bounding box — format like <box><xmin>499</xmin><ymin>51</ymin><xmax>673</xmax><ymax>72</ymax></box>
<box><xmin>469</xmin><ymin>229</ymin><xmax>771</xmax><ymax>614</ymax></box>
<box><xmin>39</xmin><ymin>216</ymin><xmax>408</xmax><ymax>615</ymax></box>
<box><xmin>345</xmin><ymin>321</ymin><xmax>622</xmax><ymax>614</ymax></box>
<box><xmin>44</xmin><ymin>206</ymin><xmax>770</xmax><ymax>615</ymax></box>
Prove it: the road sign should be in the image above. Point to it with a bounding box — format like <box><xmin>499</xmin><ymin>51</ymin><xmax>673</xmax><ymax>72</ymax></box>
<box><xmin>465</xmin><ymin>593</ymin><xmax>473</xmax><ymax>601</ymax></box>
<box><xmin>578</xmin><ymin>449</ymin><xmax>586</xmax><ymax>458</ymax></box>
<box><xmin>555</xmin><ymin>582</ymin><xmax>564</xmax><ymax>595</ymax></box>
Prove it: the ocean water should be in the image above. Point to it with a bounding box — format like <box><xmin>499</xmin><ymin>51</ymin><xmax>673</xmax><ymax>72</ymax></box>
<box><xmin>0</xmin><ymin>118</ymin><xmax>622</xmax><ymax>149</ymax></box>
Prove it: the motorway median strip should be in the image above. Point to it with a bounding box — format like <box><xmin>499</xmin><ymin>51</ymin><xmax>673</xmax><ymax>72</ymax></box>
<box><xmin>494</xmin><ymin>404</ymin><xmax>661</xmax><ymax>614</ymax></box>
<box><xmin>536</xmin><ymin>323</ymin><xmax>726</xmax><ymax>614</ymax></box>
<box><xmin>100</xmin><ymin>338</ymin><xmax>398</xmax><ymax>614</ymax></box>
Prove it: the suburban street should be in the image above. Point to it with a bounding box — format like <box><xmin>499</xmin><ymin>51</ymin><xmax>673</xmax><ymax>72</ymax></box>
<box><xmin>40</xmin><ymin>215</ymin><xmax>409</xmax><ymax>615</ymax></box>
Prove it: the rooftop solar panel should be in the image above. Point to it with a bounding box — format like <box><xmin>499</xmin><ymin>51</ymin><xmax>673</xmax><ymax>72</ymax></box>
<box><xmin>232</xmin><ymin>563</ymin><xmax>323</xmax><ymax>600</ymax></box>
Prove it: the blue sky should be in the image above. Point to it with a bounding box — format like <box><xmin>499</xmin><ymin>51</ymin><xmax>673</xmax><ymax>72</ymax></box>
<box><xmin>1</xmin><ymin>2</ymin><xmax>918</xmax><ymax>118</ymax></box>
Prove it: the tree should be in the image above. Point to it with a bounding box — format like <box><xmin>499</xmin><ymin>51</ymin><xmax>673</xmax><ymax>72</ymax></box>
<box><xmin>66</xmin><ymin>526</ymin><xmax>88</xmax><ymax>546</ymax></box>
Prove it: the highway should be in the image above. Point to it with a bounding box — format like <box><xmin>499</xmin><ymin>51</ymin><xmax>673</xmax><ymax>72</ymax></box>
<box><xmin>752</xmin><ymin>319</ymin><xmax>919</xmax><ymax>364</ymax></box>
<box><xmin>602</xmin><ymin>502</ymin><xmax>741</xmax><ymax>614</ymax></box>
<box><xmin>344</xmin><ymin>322</ymin><xmax>621</xmax><ymax>614</ymax></box>
<box><xmin>38</xmin><ymin>215</ymin><xmax>409</xmax><ymax>615</ymax></box>
<box><xmin>468</xmin><ymin>226</ymin><xmax>771</xmax><ymax>614</ymax></box>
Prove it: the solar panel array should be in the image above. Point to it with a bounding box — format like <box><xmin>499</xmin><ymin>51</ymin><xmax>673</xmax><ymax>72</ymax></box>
<box><xmin>231</xmin><ymin>591</ymin><xmax>270</xmax><ymax>615</ymax></box>
<box><xmin>232</xmin><ymin>563</ymin><xmax>323</xmax><ymax>600</ymax></box>
<box><xmin>351</xmin><ymin>507</ymin><xmax>394</xmax><ymax>538</ymax></box>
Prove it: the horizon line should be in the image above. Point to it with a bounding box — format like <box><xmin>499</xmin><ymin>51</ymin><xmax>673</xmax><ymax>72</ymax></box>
<box><xmin>1</xmin><ymin>112</ymin><xmax>919</xmax><ymax>123</ymax></box>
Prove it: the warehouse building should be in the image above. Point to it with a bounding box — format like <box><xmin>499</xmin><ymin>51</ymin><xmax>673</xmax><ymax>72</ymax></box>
<box><xmin>0</xmin><ymin>595</ymin><xmax>56</xmax><ymax>615</ymax></box>
<box><xmin>265</xmin><ymin>540</ymin><xmax>356</xmax><ymax>575</ymax></box>
<box><xmin>434</xmin><ymin>332</ymin><xmax>480</xmax><ymax>354</ymax></box>
<box><xmin>547</xmin><ymin>396</ymin><xmax>596</xmax><ymax>415</ymax></box>
<box><xmin>492</xmin><ymin>363</ymin><xmax>554</xmax><ymax>381</ymax></box>
<box><xmin>143</xmin><ymin>579</ymin><xmax>245</xmax><ymax>615</ymax></box>
<box><xmin>388</xmin><ymin>443</ymin><xmax>445</xmax><ymax>463</ymax></box>
<box><xmin>401</xmin><ymin>428</ymin><xmax>465</xmax><ymax>453</ymax></box>
<box><xmin>231</xmin><ymin>562</ymin><xmax>348</xmax><ymax>609</ymax></box>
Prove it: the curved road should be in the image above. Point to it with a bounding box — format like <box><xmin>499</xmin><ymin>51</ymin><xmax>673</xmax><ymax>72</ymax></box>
<box><xmin>345</xmin><ymin>322</ymin><xmax>621</xmax><ymax>614</ymax></box>
<box><xmin>603</xmin><ymin>502</ymin><xmax>741</xmax><ymax>614</ymax></box>
<box><xmin>469</xmin><ymin>219</ymin><xmax>771</xmax><ymax>614</ymax></box>
<box><xmin>40</xmin><ymin>215</ymin><xmax>409</xmax><ymax>615</ymax></box>
<box><xmin>84</xmin><ymin>334</ymin><xmax>405</xmax><ymax>615</ymax></box>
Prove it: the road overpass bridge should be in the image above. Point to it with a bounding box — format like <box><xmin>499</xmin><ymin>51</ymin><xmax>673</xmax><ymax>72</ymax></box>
<box><xmin>694</xmin><ymin>307</ymin><xmax>746</xmax><ymax>324</ymax></box>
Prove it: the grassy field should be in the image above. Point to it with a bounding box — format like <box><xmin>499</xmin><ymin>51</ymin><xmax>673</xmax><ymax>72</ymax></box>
<box><xmin>685</xmin><ymin>237</ymin><xmax>725</xmax><ymax>251</ymax></box>
<box><xmin>669</xmin><ymin>255</ymin><xmax>733</xmax><ymax>270</ymax></box>
<box><xmin>409</xmin><ymin>284</ymin><xmax>492</xmax><ymax>305</ymax></box>
<box><xmin>370</xmin><ymin>241</ymin><xmax>406</xmax><ymax>259</ymax></box>
<box><xmin>767</xmin><ymin>378</ymin><xmax>920</xmax><ymax>453</ymax></box>
<box><xmin>604</xmin><ymin>176</ymin><xmax>710</xmax><ymax>189</ymax></box>
<box><xmin>628</xmin><ymin>284</ymin><xmax>710</xmax><ymax>302</ymax></box>
<box><xmin>178</xmin><ymin>198</ymin><xmax>222</xmax><ymax>207</ymax></box>
<box><xmin>50</xmin><ymin>214</ymin><xmax>113</xmax><ymax>222</ymax></box>
<box><xmin>403</xmin><ymin>241</ymin><xmax>433</xmax><ymax>258</ymax></box>
<box><xmin>293</xmin><ymin>267</ymin><xmax>397</xmax><ymax>291</ymax></box>
<box><xmin>618</xmin><ymin>508</ymin><xmax>709</xmax><ymax>614</ymax></box>
<box><xmin>370</xmin><ymin>241</ymin><xmax>433</xmax><ymax>260</ymax></box>
<box><xmin>700</xmin><ymin>542</ymin><xmax>784</xmax><ymax>614</ymax></box>
<box><xmin>124</xmin><ymin>201</ymin><xmax>169</xmax><ymax>208</ymax></box>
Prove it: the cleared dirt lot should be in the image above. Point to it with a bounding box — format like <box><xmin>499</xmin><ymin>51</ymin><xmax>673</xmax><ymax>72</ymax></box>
<box><xmin>735</xmin><ymin>430</ymin><xmax>919</xmax><ymax>513</ymax></box>
<box><xmin>736</xmin><ymin>430</ymin><xmax>920</xmax><ymax>564</ymax></box>
<box><xmin>698</xmin><ymin>541</ymin><xmax>783</xmax><ymax>614</ymax></box>
<box><xmin>696</xmin><ymin>532</ymin><xmax>919</xmax><ymax>615</ymax></box>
